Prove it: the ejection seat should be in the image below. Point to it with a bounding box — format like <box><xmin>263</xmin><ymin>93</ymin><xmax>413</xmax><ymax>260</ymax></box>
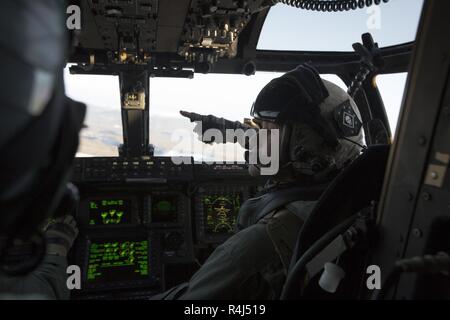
<box><xmin>280</xmin><ymin>143</ymin><xmax>391</xmax><ymax>299</ymax></box>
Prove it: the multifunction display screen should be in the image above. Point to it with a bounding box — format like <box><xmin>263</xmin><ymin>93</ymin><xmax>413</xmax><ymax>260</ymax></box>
<box><xmin>88</xmin><ymin>199</ymin><xmax>132</xmax><ymax>225</ymax></box>
<box><xmin>151</xmin><ymin>196</ymin><xmax>178</xmax><ymax>223</ymax></box>
<box><xmin>86</xmin><ymin>239</ymin><xmax>149</xmax><ymax>283</ymax></box>
<box><xmin>203</xmin><ymin>194</ymin><xmax>242</xmax><ymax>234</ymax></box>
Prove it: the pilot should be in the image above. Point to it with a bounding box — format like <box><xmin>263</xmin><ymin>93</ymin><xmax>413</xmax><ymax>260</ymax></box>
<box><xmin>158</xmin><ymin>64</ymin><xmax>365</xmax><ymax>299</ymax></box>
<box><xmin>0</xmin><ymin>1</ymin><xmax>85</xmax><ymax>299</ymax></box>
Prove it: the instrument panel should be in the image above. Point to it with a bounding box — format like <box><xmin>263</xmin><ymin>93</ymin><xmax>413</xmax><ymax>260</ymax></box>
<box><xmin>70</xmin><ymin>156</ymin><xmax>263</xmax><ymax>299</ymax></box>
<box><xmin>195</xmin><ymin>185</ymin><xmax>249</xmax><ymax>244</ymax></box>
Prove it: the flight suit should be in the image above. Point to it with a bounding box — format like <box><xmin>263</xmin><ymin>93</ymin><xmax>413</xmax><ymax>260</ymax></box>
<box><xmin>0</xmin><ymin>255</ymin><xmax>70</xmax><ymax>300</ymax></box>
<box><xmin>155</xmin><ymin>200</ymin><xmax>317</xmax><ymax>300</ymax></box>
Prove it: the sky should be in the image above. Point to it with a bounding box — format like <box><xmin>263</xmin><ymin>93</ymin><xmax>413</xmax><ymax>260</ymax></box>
<box><xmin>65</xmin><ymin>0</ymin><xmax>424</xmax><ymax>158</ymax></box>
<box><xmin>258</xmin><ymin>0</ymin><xmax>424</xmax><ymax>51</ymax></box>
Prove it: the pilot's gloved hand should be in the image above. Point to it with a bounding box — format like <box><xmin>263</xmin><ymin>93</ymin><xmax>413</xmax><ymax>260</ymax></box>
<box><xmin>44</xmin><ymin>215</ymin><xmax>79</xmax><ymax>257</ymax></box>
<box><xmin>180</xmin><ymin>110</ymin><xmax>254</xmax><ymax>145</ymax></box>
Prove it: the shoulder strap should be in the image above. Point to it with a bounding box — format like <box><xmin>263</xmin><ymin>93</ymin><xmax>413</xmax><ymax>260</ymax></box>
<box><xmin>265</xmin><ymin>202</ymin><xmax>317</xmax><ymax>273</ymax></box>
<box><xmin>236</xmin><ymin>186</ymin><xmax>324</xmax><ymax>231</ymax></box>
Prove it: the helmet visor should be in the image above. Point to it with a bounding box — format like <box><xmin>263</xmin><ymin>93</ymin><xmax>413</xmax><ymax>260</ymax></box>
<box><xmin>250</xmin><ymin>102</ymin><xmax>280</xmax><ymax>122</ymax></box>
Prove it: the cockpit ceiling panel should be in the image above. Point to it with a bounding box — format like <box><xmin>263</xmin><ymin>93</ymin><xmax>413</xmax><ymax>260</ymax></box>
<box><xmin>72</xmin><ymin>0</ymin><xmax>269</xmax><ymax>62</ymax></box>
<box><xmin>77</xmin><ymin>0</ymin><xmax>159</xmax><ymax>52</ymax></box>
<box><xmin>155</xmin><ymin>0</ymin><xmax>191</xmax><ymax>53</ymax></box>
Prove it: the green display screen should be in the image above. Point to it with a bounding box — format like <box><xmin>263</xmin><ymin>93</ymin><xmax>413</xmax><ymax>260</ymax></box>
<box><xmin>86</xmin><ymin>239</ymin><xmax>149</xmax><ymax>283</ymax></box>
<box><xmin>203</xmin><ymin>194</ymin><xmax>241</xmax><ymax>234</ymax></box>
<box><xmin>151</xmin><ymin>196</ymin><xmax>177</xmax><ymax>223</ymax></box>
<box><xmin>88</xmin><ymin>199</ymin><xmax>131</xmax><ymax>225</ymax></box>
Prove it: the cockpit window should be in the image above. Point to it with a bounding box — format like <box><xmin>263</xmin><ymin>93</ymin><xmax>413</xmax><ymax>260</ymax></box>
<box><xmin>376</xmin><ymin>72</ymin><xmax>408</xmax><ymax>135</ymax></box>
<box><xmin>65</xmin><ymin>66</ymin><xmax>347</xmax><ymax>160</ymax></box>
<box><xmin>149</xmin><ymin>73</ymin><xmax>346</xmax><ymax>162</ymax></box>
<box><xmin>64</xmin><ymin>67</ymin><xmax>122</xmax><ymax>157</ymax></box>
<box><xmin>149</xmin><ymin>72</ymin><xmax>281</xmax><ymax>162</ymax></box>
<box><xmin>258</xmin><ymin>0</ymin><xmax>424</xmax><ymax>52</ymax></box>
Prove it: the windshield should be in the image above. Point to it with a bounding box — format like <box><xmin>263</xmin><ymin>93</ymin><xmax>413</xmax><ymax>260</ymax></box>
<box><xmin>258</xmin><ymin>0</ymin><xmax>424</xmax><ymax>52</ymax></box>
<box><xmin>65</xmin><ymin>69</ymin><xmax>347</xmax><ymax>160</ymax></box>
<box><xmin>64</xmin><ymin>69</ymin><xmax>122</xmax><ymax>157</ymax></box>
<box><xmin>149</xmin><ymin>73</ymin><xmax>346</xmax><ymax>162</ymax></box>
<box><xmin>376</xmin><ymin>73</ymin><xmax>408</xmax><ymax>135</ymax></box>
<box><xmin>149</xmin><ymin>73</ymin><xmax>279</xmax><ymax>163</ymax></box>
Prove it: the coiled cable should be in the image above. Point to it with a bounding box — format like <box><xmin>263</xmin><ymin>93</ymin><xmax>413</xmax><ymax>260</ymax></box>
<box><xmin>275</xmin><ymin>0</ymin><xmax>389</xmax><ymax>12</ymax></box>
